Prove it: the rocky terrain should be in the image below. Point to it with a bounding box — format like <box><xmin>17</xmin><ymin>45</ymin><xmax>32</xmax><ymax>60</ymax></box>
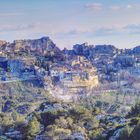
<box><xmin>0</xmin><ymin>95</ymin><xmax>140</xmax><ymax>140</ymax></box>
<box><xmin>0</xmin><ymin>37</ymin><xmax>62</xmax><ymax>59</ymax></box>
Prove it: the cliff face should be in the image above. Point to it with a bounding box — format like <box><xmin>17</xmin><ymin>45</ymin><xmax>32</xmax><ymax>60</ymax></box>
<box><xmin>12</xmin><ymin>37</ymin><xmax>61</xmax><ymax>55</ymax></box>
<box><xmin>0</xmin><ymin>40</ymin><xmax>8</xmax><ymax>51</ymax></box>
<box><xmin>0</xmin><ymin>40</ymin><xmax>7</xmax><ymax>46</ymax></box>
<box><xmin>1</xmin><ymin>37</ymin><xmax>61</xmax><ymax>56</ymax></box>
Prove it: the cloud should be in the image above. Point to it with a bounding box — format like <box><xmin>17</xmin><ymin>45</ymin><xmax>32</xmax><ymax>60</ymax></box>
<box><xmin>110</xmin><ymin>4</ymin><xmax>140</xmax><ymax>11</ymax></box>
<box><xmin>85</xmin><ymin>3</ymin><xmax>140</xmax><ymax>12</ymax></box>
<box><xmin>126</xmin><ymin>5</ymin><xmax>133</xmax><ymax>9</ymax></box>
<box><xmin>110</xmin><ymin>6</ymin><xmax>121</xmax><ymax>11</ymax></box>
<box><xmin>55</xmin><ymin>23</ymin><xmax>140</xmax><ymax>38</ymax></box>
<box><xmin>54</xmin><ymin>27</ymin><xmax>117</xmax><ymax>38</ymax></box>
<box><xmin>0</xmin><ymin>23</ymin><xmax>40</xmax><ymax>32</ymax></box>
<box><xmin>85</xmin><ymin>3</ymin><xmax>103</xmax><ymax>11</ymax></box>
<box><xmin>125</xmin><ymin>4</ymin><xmax>140</xmax><ymax>9</ymax></box>
<box><xmin>62</xmin><ymin>29</ymin><xmax>88</xmax><ymax>35</ymax></box>
<box><xmin>94</xmin><ymin>24</ymin><xmax>140</xmax><ymax>36</ymax></box>
<box><xmin>123</xmin><ymin>24</ymin><xmax>140</xmax><ymax>34</ymax></box>
<box><xmin>94</xmin><ymin>27</ymin><xmax>118</xmax><ymax>36</ymax></box>
<box><xmin>124</xmin><ymin>24</ymin><xmax>140</xmax><ymax>30</ymax></box>
<box><xmin>0</xmin><ymin>12</ymin><xmax>24</xmax><ymax>17</ymax></box>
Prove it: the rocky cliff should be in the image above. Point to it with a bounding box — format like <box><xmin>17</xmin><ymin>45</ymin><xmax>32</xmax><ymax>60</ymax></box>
<box><xmin>13</xmin><ymin>37</ymin><xmax>61</xmax><ymax>55</ymax></box>
<box><xmin>1</xmin><ymin>37</ymin><xmax>61</xmax><ymax>56</ymax></box>
<box><xmin>0</xmin><ymin>40</ymin><xmax>7</xmax><ymax>47</ymax></box>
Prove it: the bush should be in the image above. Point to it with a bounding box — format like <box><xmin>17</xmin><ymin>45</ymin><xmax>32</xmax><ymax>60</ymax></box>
<box><xmin>25</xmin><ymin>116</ymin><xmax>40</xmax><ymax>138</ymax></box>
<box><xmin>129</xmin><ymin>121</ymin><xmax>140</xmax><ymax>140</ymax></box>
<box><xmin>116</xmin><ymin>125</ymin><xmax>133</xmax><ymax>140</ymax></box>
<box><xmin>128</xmin><ymin>101</ymin><xmax>140</xmax><ymax>117</ymax></box>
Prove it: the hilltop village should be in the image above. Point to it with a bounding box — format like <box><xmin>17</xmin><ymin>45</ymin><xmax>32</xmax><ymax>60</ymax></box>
<box><xmin>0</xmin><ymin>37</ymin><xmax>99</xmax><ymax>97</ymax></box>
<box><xmin>0</xmin><ymin>37</ymin><xmax>140</xmax><ymax>95</ymax></box>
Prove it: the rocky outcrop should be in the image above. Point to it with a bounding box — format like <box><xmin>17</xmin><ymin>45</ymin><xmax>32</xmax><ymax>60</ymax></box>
<box><xmin>72</xmin><ymin>43</ymin><xmax>117</xmax><ymax>59</ymax></box>
<box><xmin>0</xmin><ymin>40</ymin><xmax>7</xmax><ymax>47</ymax></box>
<box><xmin>12</xmin><ymin>37</ymin><xmax>61</xmax><ymax>55</ymax></box>
<box><xmin>0</xmin><ymin>40</ymin><xmax>8</xmax><ymax>51</ymax></box>
<box><xmin>1</xmin><ymin>37</ymin><xmax>61</xmax><ymax>56</ymax></box>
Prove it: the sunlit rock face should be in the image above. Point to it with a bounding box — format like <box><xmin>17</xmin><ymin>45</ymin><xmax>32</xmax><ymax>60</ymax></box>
<box><xmin>0</xmin><ymin>40</ymin><xmax>7</xmax><ymax>47</ymax></box>
<box><xmin>12</xmin><ymin>37</ymin><xmax>61</xmax><ymax>55</ymax></box>
<box><xmin>0</xmin><ymin>41</ymin><xmax>8</xmax><ymax>53</ymax></box>
<box><xmin>0</xmin><ymin>37</ymin><xmax>61</xmax><ymax>56</ymax></box>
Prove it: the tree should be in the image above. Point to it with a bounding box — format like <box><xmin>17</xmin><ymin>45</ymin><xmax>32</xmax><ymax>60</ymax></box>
<box><xmin>116</xmin><ymin>125</ymin><xmax>133</xmax><ymax>140</ymax></box>
<box><xmin>128</xmin><ymin>101</ymin><xmax>140</xmax><ymax>117</ymax></box>
<box><xmin>130</xmin><ymin>122</ymin><xmax>140</xmax><ymax>140</ymax></box>
<box><xmin>26</xmin><ymin>116</ymin><xmax>40</xmax><ymax>138</ymax></box>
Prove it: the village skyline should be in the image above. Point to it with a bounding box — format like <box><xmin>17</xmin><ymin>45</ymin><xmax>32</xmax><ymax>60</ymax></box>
<box><xmin>0</xmin><ymin>0</ymin><xmax>140</xmax><ymax>49</ymax></box>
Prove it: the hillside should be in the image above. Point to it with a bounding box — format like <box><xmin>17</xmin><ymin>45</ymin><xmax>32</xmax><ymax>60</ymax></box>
<box><xmin>0</xmin><ymin>95</ymin><xmax>140</xmax><ymax>140</ymax></box>
<box><xmin>0</xmin><ymin>37</ymin><xmax>140</xmax><ymax>139</ymax></box>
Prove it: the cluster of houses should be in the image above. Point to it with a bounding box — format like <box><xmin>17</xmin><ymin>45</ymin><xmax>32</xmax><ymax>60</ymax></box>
<box><xmin>2</xmin><ymin>36</ymin><xmax>140</xmax><ymax>94</ymax></box>
<box><xmin>0</xmin><ymin>56</ymin><xmax>36</xmax><ymax>81</ymax></box>
<box><xmin>0</xmin><ymin>54</ymin><xmax>99</xmax><ymax>93</ymax></box>
<box><xmin>44</xmin><ymin>56</ymin><xmax>99</xmax><ymax>92</ymax></box>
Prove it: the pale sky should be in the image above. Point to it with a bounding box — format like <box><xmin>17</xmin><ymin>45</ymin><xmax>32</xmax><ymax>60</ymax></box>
<box><xmin>0</xmin><ymin>0</ymin><xmax>140</xmax><ymax>49</ymax></box>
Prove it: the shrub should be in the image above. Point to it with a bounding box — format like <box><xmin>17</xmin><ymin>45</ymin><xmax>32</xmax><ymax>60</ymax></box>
<box><xmin>128</xmin><ymin>101</ymin><xmax>140</xmax><ymax>117</ymax></box>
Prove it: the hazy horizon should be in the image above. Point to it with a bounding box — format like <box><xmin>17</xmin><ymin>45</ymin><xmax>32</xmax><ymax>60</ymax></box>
<box><xmin>0</xmin><ymin>0</ymin><xmax>140</xmax><ymax>49</ymax></box>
